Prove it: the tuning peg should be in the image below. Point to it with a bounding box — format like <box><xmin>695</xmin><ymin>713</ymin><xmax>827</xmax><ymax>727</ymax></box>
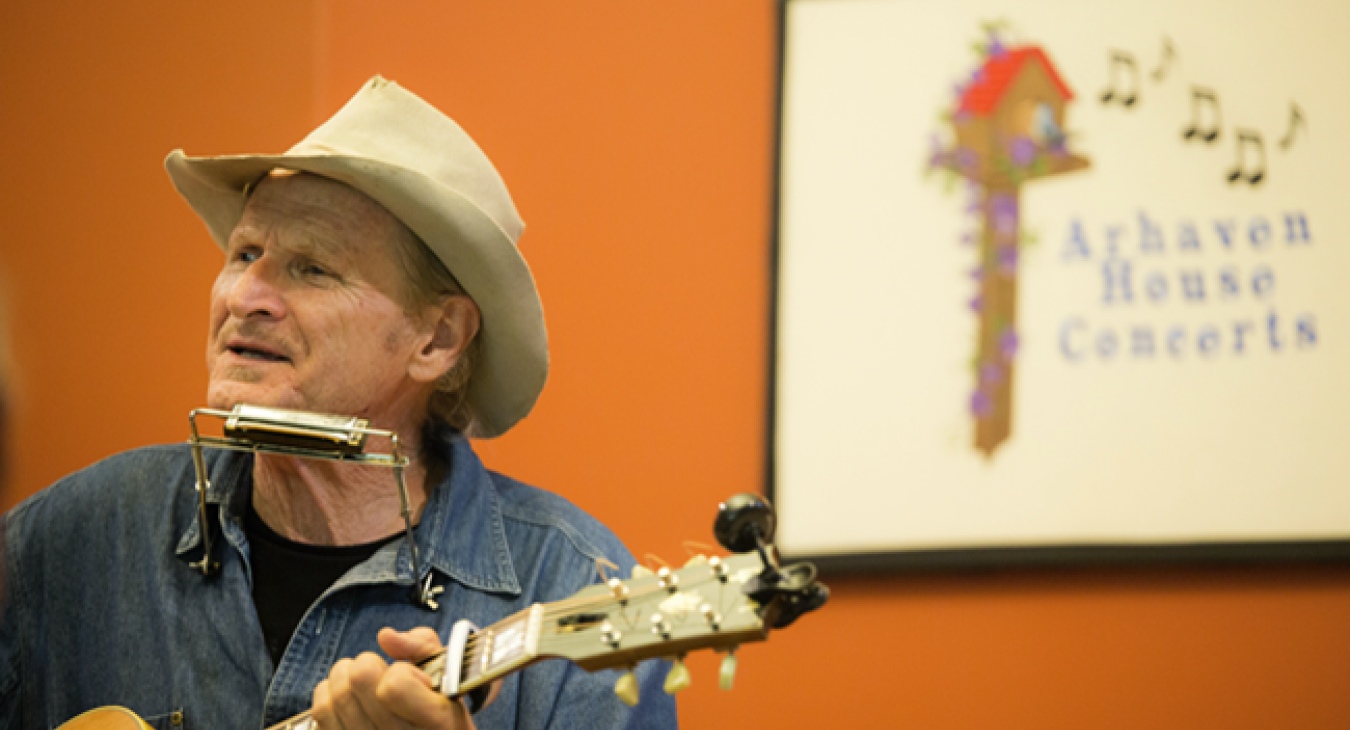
<box><xmin>664</xmin><ymin>657</ymin><xmax>692</xmax><ymax>695</ymax></box>
<box><xmin>631</xmin><ymin>564</ymin><xmax>655</xmax><ymax>579</ymax></box>
<box><xmin>650</xmin><ymin>613</ymin><xmax>671</xmax><ymax>639</ymax></box>
<box><xmin>709</xmin><ymin>555</ymin><xmax>728</xmax><ymax>581</ymax></box>
<box><xmin>714</xmin><ymin>494</ymin><xmax>776</xmax><ymax>553</ymax></box>
<box><xmin>614</xmin><ymin>669</ymin><xmax>640</xmax><ymax>706</ymax></box>
<box><xmin>701</xmin><ymin>602</ymin><xmax>721</xmax><ymax>630</ymax></box>
<box><xmin>684</xmin><ymin>554</ymin><xmax>708</xmax><ymax>568</ymax></box>
<box><xmin>719</xmin><ymin>650</ymin><xmax>738</xmax><ymax>691</ymax></box>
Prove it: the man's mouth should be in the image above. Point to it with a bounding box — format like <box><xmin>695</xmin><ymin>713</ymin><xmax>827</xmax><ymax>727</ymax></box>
<box><xmin>228</xmin><ymin>345</ymin><xmax>289</xmax><ymax>363</ymax></box>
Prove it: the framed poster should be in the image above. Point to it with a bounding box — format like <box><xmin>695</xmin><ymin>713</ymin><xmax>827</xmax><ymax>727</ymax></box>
<box><xmin>770</xmin><ymin>0</ymin><xmax>1350</xmax><ymax>571</ymax></box>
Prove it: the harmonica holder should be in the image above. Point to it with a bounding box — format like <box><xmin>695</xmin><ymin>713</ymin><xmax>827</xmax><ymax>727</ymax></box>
<box><xmin>186</xmin><ymin>404</ymin><xmax>444</xmax><ymax>611</ymax></box>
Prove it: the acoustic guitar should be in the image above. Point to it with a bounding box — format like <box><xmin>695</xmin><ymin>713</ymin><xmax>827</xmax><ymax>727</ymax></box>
<box><xmin>55</xmin><ymin>494</ymin><xmax>827</xmax><ymax>730</ymax></box>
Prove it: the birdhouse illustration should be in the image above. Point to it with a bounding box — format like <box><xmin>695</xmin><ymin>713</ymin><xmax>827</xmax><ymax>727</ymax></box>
<box><xmin>929</xmin><ymin>34</ymin><xmax>1090</xmax><ymax>458</ymax></box>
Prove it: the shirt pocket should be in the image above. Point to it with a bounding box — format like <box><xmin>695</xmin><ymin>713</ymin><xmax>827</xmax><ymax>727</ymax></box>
<box><xmin>140</xmin><ymin>709</ymin><xmax>188</xmax><ymax>730</ymax></box>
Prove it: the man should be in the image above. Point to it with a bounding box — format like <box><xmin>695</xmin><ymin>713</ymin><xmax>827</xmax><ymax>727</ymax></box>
<box><xmin>0</xmin><ymin>77</ymin><xmax>676</xmax><ymax>730</ymax></box>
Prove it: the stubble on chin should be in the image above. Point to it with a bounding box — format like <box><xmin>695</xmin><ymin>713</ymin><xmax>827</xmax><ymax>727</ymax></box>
<box><xmin>206</xmin><ymin>368</ymin><xmax>280</xmax><ymax>411</ymax></box>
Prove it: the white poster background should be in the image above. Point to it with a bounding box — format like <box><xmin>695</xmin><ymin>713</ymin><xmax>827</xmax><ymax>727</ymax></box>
<box><xmin>775</xmin><ymin>0</ymin><xmax>1350</xmax><ymax>556</ymax></box>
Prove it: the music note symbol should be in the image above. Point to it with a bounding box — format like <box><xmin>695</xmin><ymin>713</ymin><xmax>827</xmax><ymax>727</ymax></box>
<box><xmin>1150</xmin><ymin>37</ymin><xmax>1177</xmax><ymax>82</ymax></box>
<box><xmin>1278</xmin><ymin>102</ymin><xmax>1307</xmax><ymax>150</ymax></box>
<box><xmin>1100</xmin><ymin>51</ymin><xmax>1140</xmax><ymax>107</ymax></box>
<box><xmin>1227</xmin><ymin>129</ymin><xmax>1266</xmax><ymax>185</ymax></box>
<box><xmin>1182</xmin><ymin>87</ymin><xmax>1222</xmax><ymax>144</ymax></box>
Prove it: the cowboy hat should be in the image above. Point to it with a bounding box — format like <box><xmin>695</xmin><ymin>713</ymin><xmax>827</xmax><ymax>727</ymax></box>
<box><xmin>164</xmin><ymin>75</ymin><xmax>546</xmax><ymax>438</ymax></box>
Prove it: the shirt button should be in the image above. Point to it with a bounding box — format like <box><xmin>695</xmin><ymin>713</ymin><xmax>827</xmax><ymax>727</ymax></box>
<box><xmin>170</xmin><ymin>711</ymin><xmax>184</xmax><ymax>726</ymax></box>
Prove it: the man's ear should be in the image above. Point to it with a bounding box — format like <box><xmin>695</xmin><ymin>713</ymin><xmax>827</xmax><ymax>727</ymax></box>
<box><xmin>408</xmin><ymin>295</ymin><xmax>480</xmax><ymax>385</ymax></box>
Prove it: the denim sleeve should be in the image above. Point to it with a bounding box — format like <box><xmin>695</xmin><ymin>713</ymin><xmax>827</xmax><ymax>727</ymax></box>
<box><xmin>544</xmin><ymin>661</ymin><xmax>676</xmax><ymax>730</ymax></box>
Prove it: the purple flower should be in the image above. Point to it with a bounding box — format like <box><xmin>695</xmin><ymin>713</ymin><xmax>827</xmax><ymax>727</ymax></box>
<box><xmin>968</xmin><ymin>295</ymin><xmax>983</xmax><ymax>313</ymax></box>
<box><xmin>955</xmin><ymin>148</ymin><xmax>978</xmax><ymax>171</ymax></box>
<box><xmin>927</xmin><ymin>150</ymin><xmax>946</xmax><ymax>171</ymax></box>
<box><xmin>987</xmin><ymin>36</ymin><xmax>1006</xmax><ymax>58</ymax></box>
<box><xmin>1000</xmin><ymin>330</ymin><xmax>1020</xmax><ymax>360</ymax></box>
<box><xmin>995</xmin><ymin>215</ymin><xmax>1017</xmax><ymax>237</ymax></box>
<box><xmin>990</xmin><ymin>192</ymin><xmax>1017</xmax><ymax>234</ymax></box>
<box><xmin>970</xmin><ymin>390</ymin><xmax>993</xmax><ymax>417</ymax></box>
<box><xmin>989</xmin><ymin>192</ymin><xmax>1017</xmax><ymax>218</ymax></box>
<box><xmin>980</xmin><ymin>361</ymin><xmax>1004</xmax><ymax>385</ymax></box>
<box><xmin>1008</xmin><ymin>136</ymin><xmax>1036</xmax><ymax>166</ymax></box>
<box><xmin>998</xmin><ymin>246</ymin><xmax>1018</xmax><ymax>274</ymax></box>
<box><xmin>968</xmin><ymin>264</ymin><xmax>985</xmax><ymax>280</ymax></box>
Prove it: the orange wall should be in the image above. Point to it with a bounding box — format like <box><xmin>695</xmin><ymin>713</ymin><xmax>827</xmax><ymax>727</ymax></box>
<box><xmin>3</xmin><ymin>2</ymin><xmax>1349</xmax><ymax>728</ymax></box>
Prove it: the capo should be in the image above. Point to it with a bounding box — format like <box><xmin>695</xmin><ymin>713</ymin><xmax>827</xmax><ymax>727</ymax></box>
<box><xmin>438</xmin><ymin>619</ymin><xmax>492</xmax><ymax>714</ymax></box>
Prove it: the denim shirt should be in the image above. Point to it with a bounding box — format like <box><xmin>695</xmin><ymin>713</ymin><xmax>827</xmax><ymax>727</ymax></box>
<box><xmin>0</xmin><ymin>435</ymin><xmax>677</xmax><ymax>730</ymax></box>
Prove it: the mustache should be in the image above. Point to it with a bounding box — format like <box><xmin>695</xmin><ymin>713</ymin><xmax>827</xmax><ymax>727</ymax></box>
<box><xmin>220</xmin><ymin>321</ymin><xmax>301</xmax><ymax>358</ymax></box>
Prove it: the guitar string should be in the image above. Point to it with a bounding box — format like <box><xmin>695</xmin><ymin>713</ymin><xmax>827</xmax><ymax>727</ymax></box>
<box><xmin>447</xmin><ymin>575</ymin><xmax>728</xmax><ymax>686</ymax></box>
<box><xmin>461</xmin><ymin>570</ymin><xmax>731</xmax><ymax>668</ymax></box>
<box><xmin>456</xmin><ymin>567</ymin><xmax>728</xmax><ymax>658</ymax></box>
<box><xmin>403</xmin><ymin>562</ymin><xmax>745</xmax><ymax>686</ymax></box>
<box><xmin>261</xmin><ymin>643</ymin><xmax>462</xmax><ymax>730</ymax></box>
<box><xmin>540</xmin><ymin>570</ymin><xmax>725</xmax><ymax>619</ymax></box>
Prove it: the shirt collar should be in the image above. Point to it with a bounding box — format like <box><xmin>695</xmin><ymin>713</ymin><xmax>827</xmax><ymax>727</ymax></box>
<box><xmin>407</xmin><ymin>432</ymin><xmax>520</xmax><ymax>596</ymax></box>
<box><xmin>174</xmin><ymin>448</ymin><xmax>252</xmax><ymax>559</ymax></box>
<box><xmin>174</xmin><ymin>430</ymin><xmax>522</xmax><ymax>597</ymax></box>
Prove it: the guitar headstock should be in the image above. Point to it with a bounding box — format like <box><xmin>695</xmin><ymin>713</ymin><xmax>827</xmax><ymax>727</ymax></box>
<box><xmin>440</xmin><ymin>494</ymin><xmax>828</xmax><ymax>706</ymax></box>
<box><xmin>538</xmin><ymin>551</ymin><xmax>779</xmax><ymax>670</ymax></box>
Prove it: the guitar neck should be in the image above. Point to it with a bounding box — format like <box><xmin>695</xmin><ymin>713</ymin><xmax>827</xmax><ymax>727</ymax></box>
<box><xmin>262</xmin><ymin>550</ymin><xmax>783</xmax><ymax>729</ymax></box>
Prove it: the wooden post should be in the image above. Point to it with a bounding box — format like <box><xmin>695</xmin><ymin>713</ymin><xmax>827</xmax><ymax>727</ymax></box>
<box><xmin>973</xmin><ymin>184</ymin><xmax>1020</xmax><ymax>456</ymax></box>
<box><xmin>960</xmin><ymin>149</ymin><xmax>1086</xmax><ymax>457</ymax></box>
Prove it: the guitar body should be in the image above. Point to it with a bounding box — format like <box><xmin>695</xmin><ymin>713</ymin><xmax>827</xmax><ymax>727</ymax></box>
<box><xmin>58</xmin><ymin>707</ymin><xmax>155</xmax><ymax>730</ymax></box>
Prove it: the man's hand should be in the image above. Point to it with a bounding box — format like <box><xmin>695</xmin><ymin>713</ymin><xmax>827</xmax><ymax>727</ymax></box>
<box><xmin>312</xmin><ymin>627</ymin><xmax>494</xmax><ymax>730</ymax></box>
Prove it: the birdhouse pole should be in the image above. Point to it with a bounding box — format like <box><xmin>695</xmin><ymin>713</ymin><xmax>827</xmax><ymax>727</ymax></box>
<box><xmin>972</xmin><ymin>182</ymin><xmax>1022</xmax><ymax>456</ymax></box>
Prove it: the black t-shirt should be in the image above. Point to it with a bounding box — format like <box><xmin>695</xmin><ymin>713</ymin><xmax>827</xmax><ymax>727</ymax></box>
<box><xmin>244</xmin><ymin>504</ymin><xmax>402</xmax><ymax>667</ymax></box>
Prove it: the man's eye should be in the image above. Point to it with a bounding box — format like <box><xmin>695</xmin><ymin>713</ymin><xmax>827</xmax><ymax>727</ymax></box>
<box><xmin>300</xmin><ymin>262</ymin><xmax>333</xmax><ymax>278</ymax></box>
<box><xmin>233</xmin><ymin>249</ymin><xmax>261</xmax><ymax>264</ymax></box>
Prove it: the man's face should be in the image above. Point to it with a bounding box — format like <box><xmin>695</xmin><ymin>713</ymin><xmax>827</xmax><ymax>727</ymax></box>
<box><xmin>206</xmin><ymin>173</ymin><xmax>433</xmax><ymax>423</ymax></box>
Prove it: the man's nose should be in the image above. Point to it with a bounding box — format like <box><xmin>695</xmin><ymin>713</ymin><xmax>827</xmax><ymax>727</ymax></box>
<box><xmin>226</xmin><ymin>256</ymin><xmax>288</xmax><ymax>320</ymax></box>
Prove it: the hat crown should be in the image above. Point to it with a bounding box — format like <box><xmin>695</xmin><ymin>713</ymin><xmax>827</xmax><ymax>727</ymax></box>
<box><xmin>294</xmin><ymin>76</ymin><xmax>524</xmax><ymax>244</ymax></box>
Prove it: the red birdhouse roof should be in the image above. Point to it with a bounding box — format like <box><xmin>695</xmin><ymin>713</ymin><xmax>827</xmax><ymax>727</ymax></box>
<box><xmin>957</xmin><ymin>46</ymin><xmax>1074</xmax><ymax>117</ymax></box>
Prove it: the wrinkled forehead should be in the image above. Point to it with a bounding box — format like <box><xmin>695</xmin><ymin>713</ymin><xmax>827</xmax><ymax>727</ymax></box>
<box><xmin>228</xmin><ymin>171</ymin><xmax>405</xmax><ymax>260</ymax></box>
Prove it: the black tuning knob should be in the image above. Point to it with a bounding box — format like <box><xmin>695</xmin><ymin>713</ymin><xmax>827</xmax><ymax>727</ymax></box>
<box><xmin>713</xmin><ymin>493</ymin><xmax>777</xmax><ymax>553</ymax></box>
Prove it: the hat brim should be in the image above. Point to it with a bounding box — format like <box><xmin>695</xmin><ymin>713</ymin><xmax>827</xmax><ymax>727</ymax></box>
<box><xmin>164</xmin><ymin>150</ymin><xmax>548</xmax><ymax>438</ymax></box>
